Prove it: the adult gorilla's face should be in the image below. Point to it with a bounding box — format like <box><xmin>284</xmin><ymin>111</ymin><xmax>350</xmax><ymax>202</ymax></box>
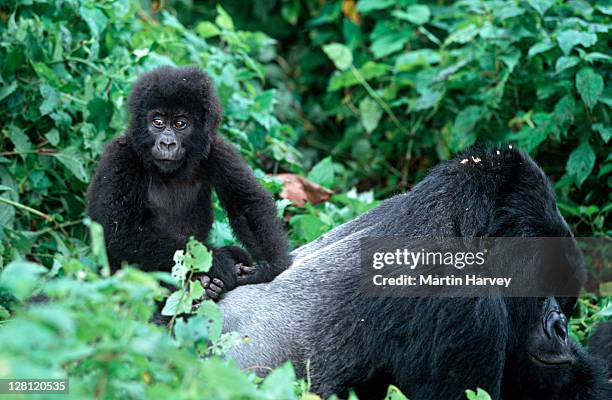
<box><xmin>503</xmin><ymin>297</ymin><xmax>584</xmax><ymax>399</ymax></box>
<box><xmin>147</xmin><ymin>109</ymin><xmax>192</xmax><ymax>173</ymax></box>
<box><xmin>526</xmin><ymin>297</ymin><xmax>572</xmax><ymax>367</ymax></box>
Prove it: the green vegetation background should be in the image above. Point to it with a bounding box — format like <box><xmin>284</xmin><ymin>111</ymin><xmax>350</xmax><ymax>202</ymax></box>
<box><xmin>0</xmin><ymin>0</ymin><xmax>609</xmax><ymax>399</ymax></box>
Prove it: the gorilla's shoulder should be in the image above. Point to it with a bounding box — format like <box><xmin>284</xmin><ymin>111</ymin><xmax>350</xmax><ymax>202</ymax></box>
<box><xmin>99</xmin><ymin>136</ymin><xmax>139</xmax><ymax>165</ymax></box>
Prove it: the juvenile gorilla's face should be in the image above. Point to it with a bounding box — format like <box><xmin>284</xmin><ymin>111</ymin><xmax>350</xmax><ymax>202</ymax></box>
<box><xmin>147</xmin><ymin>110</ymin><xmax>193</xmax><ymax>173</ymax></box>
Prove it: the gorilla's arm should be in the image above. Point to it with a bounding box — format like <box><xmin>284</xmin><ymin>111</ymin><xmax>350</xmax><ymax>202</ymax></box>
<box><xmin>588</xmin><ymin>320</ymin><xmax>612</xmax><ymax>378</ymax></box>
<box><xmin>209</xmin><ymin>136</ymin><xmax>290</xmax><ymax>284</ymax></box>
<box><xmin>87</xmin><ymin>138</ymin><xmax>184</xmax><ymax>272</ymax></box>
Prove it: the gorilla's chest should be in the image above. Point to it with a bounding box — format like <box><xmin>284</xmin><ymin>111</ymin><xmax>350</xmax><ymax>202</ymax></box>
<box><xmin>146</xmin><ymin>176</ymin><xmax>211</xmax><ymax>239</ymax></box>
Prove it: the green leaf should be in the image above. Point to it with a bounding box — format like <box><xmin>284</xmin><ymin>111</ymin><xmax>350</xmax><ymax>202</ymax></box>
<box><xmin>307</xmin><ymin>156</ymin><xmax>335</xmax><ymax>188</ymax></box>
<box><xmin>79</xmin><ymin>5</ymin><xmax>108</xmax><ymax>37</ymax></box>
<box><xmin>0</xmin><ymin>261</ymin><xmax>47</xmax><ymax>301</ymax></box>
<box><xmin>450</xmin><ymin>106</ymin><xmax>484</xmax><ymax>152</ymax></box>
<box><xmin>527</xmin><ymin>0</ymin><xmax>554</xmax><ymax>16</ymax></box>
<box><xmin>592</xmin><ymin>123</ymin><xmax>611</xmax><ymax>143</ymax></box>
<box><xmin>0</xmin><ymin>81</ymin><xmax>17</xmax><ymax>102</ymax></box>
<box><xmin>322</xmin><ymin>43</ymin><xmax>353</xmax><ymax>71</ymax></box>
<box><xmin>392</xmin><ymin>5</ymin><xmax>431</xmax><ymax>25</ymax></box>
<box><xmin>370</xmin><ymin>33</ymin><xmax>409</xmax><ymax>59</ymax></box>
<box><xmin>86</xmin><ymin>97</ymin><xmax>113</xmax><ymax>132</ymax></box>
<box><xmin>290</xmin><ymin>215</ymin><xmax>327</xmax><ymax>242</ymax></box>
<box><xmin>557</xmin><ymin>30</ymin><xmax>597</xmax><ymax>55</ymax></box>
<box><xmin>359</xmin><ymin>97</ymin><xmax>383</xmax><ymax>133</ymax></box>
<box><xmin>576</xmin><ymin>68</ymin><xmax>604</xmax><ymax>110</ymax></box>
<box><xmin>8</xmin><ymin>125</ymin><xmax>32</xmax><ymax>155</ymax></box>
<box><xmin>567</xmin><ymin>142</ymin><xmax>596</xmax><ymax>187</ymax></box>
<box><xmin>356</xmin><ymin>0</ymin><xmax>394</xmax><ymax>13</ymax></box>
<box><xmin>53</xmin><ymin>147</ymin><xmax>89</xmax><ymax>183</ymax></box>
<box><xmin>44</xmin><ymin>128</ymin><xmax>60</xmax><ymax>146</ymax></box>
<box><xmin>528</xmin><ymin>39</ymin><xmax>555</xmax><ymax>58</ymax></box>
<box><xmin>555</xmin><ymin>56</ymin><xmax>580</xmax><ymax>74</ymax></box>
<box><xmin>466</xmin><ymin>388</ymin><xmax>492</xmax><ymax>400</ymax></box>
<box><xmin>553</xmin><ymin>96</ymin><xmax>575</xmax><ymax>128</ymax></box>
<box><xmin>259</xmin><ymin>363</ymin><xmax>296</xmax><ymax>399</ymax></box>
<box><xmin>386</xmin><ymin>385</ymin><xmax>409</xmax><ymax>400</ymax></box>
<box><xmin>395</xmin><ymin>49</ymin><xmax>440</xmax><ymax>71</ymax></box>
<box><xmin>215</xmin><ymin>5</ymin><xmax>234</xmax><ymax>30</ymax></box>
<box><xmin>161</xmin><ymin>290</ymin><xmax>192</xmax><ymax>316</ymax></box>
<box><xmin>196</xmin><ymin>21</ymin><xmax>220</xmax><ymax>38</ymax></box>
<box><xmin>195</xmin><ymin>300</ymin><xmax>223</xmax><ymax>342</ymax></box>
<box><xmin>184</xmin><ymin>239</ymin><xmax>213</xmax><ymax>273</ymax></box>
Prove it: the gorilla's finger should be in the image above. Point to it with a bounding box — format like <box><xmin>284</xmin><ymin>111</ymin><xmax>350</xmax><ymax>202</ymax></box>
<box><xmin>199</xmin><ymin>275</ymin><xmax>211</xmax><ymax>287</ymax></box>
<box><xmin>205</xmin><ymin>288</ymin><xmax>220</xmax><ymax>300</ymax></box>
<box><xmin>209</xmin><ymin>283</ymin><xmax>223</xmax><ymax>293</ymax></box>
<box><xmin>237</xmin><ymin>265</ymin><xmax>257</xmax><ymax>276</ymax></box>
<box><xmin>212</xmin><ymin>278</ymin><xmax>224</xmax><ymax>288</ymax></box>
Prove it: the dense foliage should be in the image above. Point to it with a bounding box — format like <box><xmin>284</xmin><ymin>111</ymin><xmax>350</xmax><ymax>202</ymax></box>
<box><xmin>0</xmin><ymin>0</ymin><xmax>609</xmax><ymax>399</ymax></box>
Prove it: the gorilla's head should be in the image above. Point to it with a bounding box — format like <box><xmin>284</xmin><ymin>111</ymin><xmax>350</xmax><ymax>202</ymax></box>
<box><xmin>127</xmin><ymin>66</ymin><xmax>222</xmax><ymax>174</ymax></box>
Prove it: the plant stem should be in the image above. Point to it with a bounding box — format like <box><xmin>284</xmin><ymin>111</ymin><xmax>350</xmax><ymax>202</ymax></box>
<box><xmin>0</xmin><ymin>196</ymin><xmax>53</xmax><ymax>221</ymax></box>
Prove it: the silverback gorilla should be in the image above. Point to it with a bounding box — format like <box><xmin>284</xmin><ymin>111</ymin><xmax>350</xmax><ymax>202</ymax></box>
<box><xmin>88</xmin><ymin>67</ymin><xmax>290</xmax><ymax>299</ymax></box>
<box><xmin>220</xmin><ymin>147</ymin><xmax>610</xmax><ymax>399</ymax></box>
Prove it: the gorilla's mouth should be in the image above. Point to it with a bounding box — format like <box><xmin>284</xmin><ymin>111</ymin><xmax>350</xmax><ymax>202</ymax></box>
<box><xmin>528</xmin><ymin>352</ymin><xmax>573</xmax><ymax>366</ymax></box>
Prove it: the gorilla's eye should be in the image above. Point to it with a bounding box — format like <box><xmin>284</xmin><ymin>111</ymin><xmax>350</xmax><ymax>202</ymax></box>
<box><xmin>174</xmin><ymin>119</ymin><xmax>188</xmax><ymax>130</ymax></box>
<box><xmin>152</xmin><ymin>118</ymin><xmax>165</xmax><ymax>128</ymax></box>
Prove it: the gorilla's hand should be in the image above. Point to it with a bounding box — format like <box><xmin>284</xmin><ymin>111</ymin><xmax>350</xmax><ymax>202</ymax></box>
<box><xmin>193</xmin><ymin>246</ymin><xmax>252</xmax><ymax>302</ymax></box>
<box><xmin>236</xmin><ymin>260</ymin><xmax>287</xmax><ymax>286</ymax></box>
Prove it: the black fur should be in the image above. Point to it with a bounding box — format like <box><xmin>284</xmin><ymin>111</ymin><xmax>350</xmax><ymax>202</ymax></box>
<box><xmin>87</xmin><ymin>66</ymin><xmax>290</xmax><ymax>292</ymax></box>
<box><xmin>221</xmin><ymin>146</ymin><xmax>610</xmax><ymax>399</ymax></box>
<box><xmin>589</xmin><ymin>320</ymin><xmax>612</xmax><ymax>379</ymax></box>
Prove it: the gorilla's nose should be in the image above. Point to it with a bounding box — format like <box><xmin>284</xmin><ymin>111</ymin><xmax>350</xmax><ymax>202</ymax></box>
<box><xmin>545</xmin><ymin>310</ymin><xmax>568</xmax><ymax>342</ymax></box>
<box><xmin>159</xmin><ymin>137</ymin><xmax>177</xmax><ymax>152</ymax></box>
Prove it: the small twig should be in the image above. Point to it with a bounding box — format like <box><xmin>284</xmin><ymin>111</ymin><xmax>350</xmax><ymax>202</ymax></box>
<box><xmin>0</xmin><ymin>196</ymin><xmax>54</xmax><ymax>221</ymax></box>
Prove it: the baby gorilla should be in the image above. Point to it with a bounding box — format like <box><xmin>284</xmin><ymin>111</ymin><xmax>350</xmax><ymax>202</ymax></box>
<box><xmin>87</xmin><ymin>66</ymin><xmax>290</xmax><ymax>300</ymax></box>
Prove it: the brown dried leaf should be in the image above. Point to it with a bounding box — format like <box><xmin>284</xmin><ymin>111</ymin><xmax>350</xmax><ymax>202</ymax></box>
<box><xmin>274</xmin><ymin>173</ymin><xmax>334</xmax><ymax>206</ymax></box>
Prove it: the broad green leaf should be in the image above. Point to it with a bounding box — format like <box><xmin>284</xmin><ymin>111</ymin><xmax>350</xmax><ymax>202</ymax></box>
<box><xmin>557</xmin><ymin>30</ymin><xmax>597</xmax><ymax>55</ymax></box>
<box><xmin>395</xmin><ymin>49</ymin><xmax>440</xmax><ymax>71</ymax></box>
<box><xmin>322</xmin><ymin>43</ymin><xmax>353</xmax><ymax>71</ymax></box>
<box><xmin>527</xmin><ymin>0</ymin><xmax>554</xmax><ymax>15</ymax></box>
<box><xmin>356</xmin><ymin>0</ymin><xmax>394</xmax><ymax>13</ymax></box>
<box><xmin>555</xmin><ymin>56</ymin><xmax>580</xmax><ymax>74</ymax></box>
<box><xmin>0</xmin><ymin>261</ymin><xmax>47</xmax><ymax>301</ymax></box>
<box><xmin>215</xmin><ymin>5</ymin><xmax>234</xmax><ymax>30</ymax></box>
<box><xmin>386</xmin><ymin>385</ymin><xmax>409</xmax><ymax>400</ymax></box>
<box><xmin>553</xmin><ymin>96</ymin><xmax>575</xmax><ymax>128</ymax></box>
<box><xmin>392</xmin><ymin>5</ymin><xmax>431</xmax><ymax>25</ymax></box>
<box><xmin>370</xmin><ymin>32</ymin><xmax>410</xmax><ymax>58</ymax></box>
<box><xmin>260</xmin><ymin>363</ymin><xmax>297</xmax><ymax>399</ymax></box>
<box><xmin>0</xmin><ymin>81</ymin><xmax>17</xmax><ymax>101</ymax></box>
<box><xmin>44</xmin><ymin>128</ymin><xmax>60</xmax><ymax>146</ymax></box>
<box><xmin>307</xmin><ymin>156</ymin><xmax>335</xmax><ymax>188</ymax></box>
<box><xmin>567</xmin><ymin>142</ymin><xmax>595</xmax><ymax>186</ymax></box>
<box><xmin>161</xmin><ymin>290</ymin><xmax>192</xmax><ymax>316</ymax></box>
<box><xmin>53</xmin><ymin>147</ymin><xmax>89</xmax><ymax>183</ymax></box>
<box><xmin>195</xmin><ymin>300</ymin><xmax>224</xmax><ymax>342</ymax></box>
<box><xmin>445</xmin><ymin>25</ymin><xmax>479</xmax><ymax>45</ymax></box>
<box><xmin>592</xmin><ymin>123</ymin><xmax>611</xmax><ymax>143</ymax></box>
<box><xmin>576</xmin><ymin>68</ymin><xmax>604</xmax><ymax>109</ymax></box>
<box><xmin>185</xmin><ymin>239</ymin><xmax>213</xmax><ymax>273</ymax></box>
<box><xmin>196</xmin><ymin>21</ymin><xmax>220</xmax><ymax>38</ymax></box>
<box><xmin>466</xmin><ymin>388</ymin><xmax>493</xmax><ymax>400</ymax></box>
<box><xmin>8</xmin><ymin>125</ymin><xmax>32</xmax><ymax>155</ymax></box>
<box><xmin>359</xmin><ymin>97</ymin><xmax>383</xmax><ymax>133</ymax></box>
<box><xmin>79</xmin><ymin>5</ymin><xmax>108</xmax><ymax>37</ymax></box>
<box><xmin>528</xmin><ymin>39</ymin><xmax>555</xmax><ymax>57</ymax></box>
<box><xmin>450</xmin><ymin>106</ymin><xmax>484</xmax><ymax>152</ymax></box>
<box><xmin>290</xmin><ymin>215</ymin><xmax>328</xmax><ymax>243</ymax></box>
